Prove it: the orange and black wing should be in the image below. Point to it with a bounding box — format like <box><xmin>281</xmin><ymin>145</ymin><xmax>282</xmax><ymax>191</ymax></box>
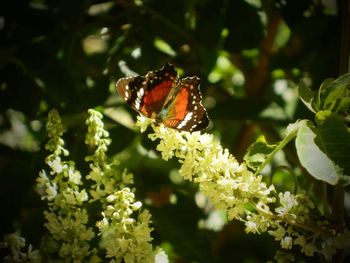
<box><xmin>116</xmin><ymin>63</ymin><xmax>177</xmax><ymax>117</ymax></box>
<box><xmin>161</xmin><ymin>77</ymin><xmax>209</xmax><ymax>132</ymax></box>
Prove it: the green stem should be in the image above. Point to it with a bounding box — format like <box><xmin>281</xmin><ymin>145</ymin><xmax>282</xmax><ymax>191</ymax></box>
<box><xmin>254</xmin><ymin>124</ymin><xmax>298</xmax><ymax>176</ymax></box>
<box><xmin>321</xmin><ymin>182</ymin><xmax>330</xmax><ymax>218</ymax></box>
<box><xmin>254</xmin><ymin>203</ymin><xmax>327</xmax><ymax>235</ymax></box>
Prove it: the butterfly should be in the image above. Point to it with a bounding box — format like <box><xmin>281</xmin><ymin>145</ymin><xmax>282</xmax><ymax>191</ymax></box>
<box><xmin>116</xmin><ymin>63</ymin><xmax>209</xmax><ymax>132</ymax></box>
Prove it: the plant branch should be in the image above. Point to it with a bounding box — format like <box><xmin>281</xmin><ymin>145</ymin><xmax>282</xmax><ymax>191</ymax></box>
<box><xmin>254</xmin><ymin>123</ymin><xmax>298</xmax><ymax>176</ymax></box>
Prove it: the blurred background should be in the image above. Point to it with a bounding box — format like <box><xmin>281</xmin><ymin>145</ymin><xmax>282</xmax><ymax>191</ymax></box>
<box><xmin>0</xmin><ymin>0</ymin><xmax>347</xmax><ymax>262</ymax></box>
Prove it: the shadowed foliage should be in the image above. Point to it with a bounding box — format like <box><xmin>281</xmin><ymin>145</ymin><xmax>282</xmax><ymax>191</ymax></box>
<box><xmin>0</xmin><ymin>0</ymin><xmax>348</xmax><ymax>262</ymax></box>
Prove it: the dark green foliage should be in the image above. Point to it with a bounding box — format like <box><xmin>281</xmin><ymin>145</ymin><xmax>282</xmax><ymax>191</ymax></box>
<box><xmin>0</xmin><ymin>0</ymin><xmax>346</xmax><ymax>262</ymax></box>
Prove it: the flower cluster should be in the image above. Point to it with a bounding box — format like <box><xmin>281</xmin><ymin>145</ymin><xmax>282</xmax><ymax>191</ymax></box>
<box><xmin>37</xmin><ymin>109</ymin><xmax>95</xmax><ymax>261</ymax></box>
<box><xmin>137</xmin><ymin>116</ymin><xmax>349</xmax><ymax>260</ymax></box>
<box><xmin>36</xmin><ymin>109</ymin><xmax>167</xmax><ymax>262</ymax></box>
<box><xmin>0</xmin><ymin>233</ymin><xmax>41</xmax><ymax>263</ymax></box>
<box><xmin>85</xmin><ymin>110</ymin><xmax>165</xmax><ymax>262</ymax></box>
<box><xmin>96</xmin><ymin>190</ymin><xmax>155</xmax><ymax>262</ymax></box>
<box><xmin>269</xmin><ymin>192</ymin><xmax>350</xmax><ymax>260</ymax></box>
<box><xmin>142</xmin><ymin>116</ymin><xmax>275</xmax><ymax>223</ymax></box>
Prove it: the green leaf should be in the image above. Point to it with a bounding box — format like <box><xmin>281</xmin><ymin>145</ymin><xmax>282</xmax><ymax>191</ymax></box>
<box><xmin>315</xmin><ymin>110</ymin><xmax>332</xmax><ymax>125</ymax></box>
<box><xmin>339</xmin><ymin>175</ymin><xmax>350</xmax><ymax>186</ymax></box>
<box><xmin>245</xmin><ymin>121</ymin><xmax>300</xmax><ymax>175</ymax></box>
<box><xmin>319</xmin><ymin>73</ymin><xmax>350</xmax><ymax>112</ymax></box>
<box><xmin>285</xmin><ymin>120</ymin><xmax>303</xmax><ymax>137</ymax></box>
<box><xmin>309</xmin><ymin>78</ymin><xmax>334</xmax><ymax>113</ymax></box>
<box><xmin>316</xmin><ymin>77</ymin><xmax>334</xmax><ymax>109</ymax></box>
<box><xmin>154</xmin><ymin>37</ymin><xmax>177</xmax><ymax>57</ymax></box>
<box><xmin>295</xmin><ymin>120</ymin><xmax>339</xmax><ymax>185</ymax></box>
<box><xmin>317</xmin><ymin>115</ymin><xmax>350</xmax><ymax>177</ymax></box>
<box><xmin>244</xmin><ymin>136</ymin><xmax>277</xmax><ymax>172</ymax></box>
<box><xmin>298</xmin><ymin>79</ymin><xmax>317</xmax><ymax>113</ymax></box>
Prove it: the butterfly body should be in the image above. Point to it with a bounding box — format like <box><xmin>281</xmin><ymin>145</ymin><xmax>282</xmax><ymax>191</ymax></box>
<box><xmin>116</xmin><ymin>63</ymin><xmax>209</xmax><ymax>132</ymax></box>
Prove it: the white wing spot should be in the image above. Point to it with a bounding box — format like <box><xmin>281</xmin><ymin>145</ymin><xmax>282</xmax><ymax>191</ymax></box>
<box><xmin>184</xmin><ymin>112</ymin><xmax>193</xmax><ymax>121</ymax></box>
<box><xmin>135</xmin><ymin>98</ymin><xmax>141</xmax><ymax>109</ymax></box>
<box><xmin>137</xmin><ymin>88</ymin><xmax>144</xmax><ymax>97</ymax></box>
<box><xmin>177</xmin><ymin>112</ymin><xmax>193</xmax><ymax>129</ymax></box>
<box><xmin>135</xmin><ymin>88</ymin><xmax>145</xmax><ymax>110</ymax></box>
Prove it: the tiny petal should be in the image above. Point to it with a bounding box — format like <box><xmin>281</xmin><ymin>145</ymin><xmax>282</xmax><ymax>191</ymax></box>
<box><xmin>281</xmin><ymin>236</ymin><xmax>293</xmax><ymax>249</ymax></box>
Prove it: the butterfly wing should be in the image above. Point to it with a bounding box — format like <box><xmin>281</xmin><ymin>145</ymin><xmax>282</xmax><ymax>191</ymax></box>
<box><xmin>116</xmin><ymin>63</ymin><xmax>177</xmax><ymax>117</ymax></box>
<box><xmin>161</xmin><ymin>77</ymin><xmax>209</xmax><ymax>132</ymax></box>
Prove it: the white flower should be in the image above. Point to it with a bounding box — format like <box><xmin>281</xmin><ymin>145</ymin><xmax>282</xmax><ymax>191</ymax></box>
<box><xmin>37</xmin><ymin>170</ymin><xmax>49</xmax><ymax>186</ymax></box>
<box><xmin>68</xmin><ymin>167</ymin><xmax>82</xmax><ymax>185</ymax></box>
<box><xmin>46</xmin><ymin>182</ymin><xmax>58</xmax><ymax>201</ymax></box>
<box><xmin>75</xmin><ymin>190</ymin><xmax>89</xmax><ymax>203</ymax></box>
<box><xmin>268</xmin><ymin>224</ymin><xmax>285</xmax><ymax>241</ymax></box>
<box><xmin>131</xmin><ymin>201</ymin><xmax>142</xmax><ymax>210</ymax></box>
<box><xmin>276</xmin><ymin>191</ymin><xmax>298</xmax><ymax>215</ymax></box>
<box><xmin>155</xmin><ymin>248</ymin><xmax>169</xmax><ymax>263</ymax></box>
<box><xmin>245</xmin><ymin>221</ymin><xmax>258</xmax><ymax>233</ymax></box>
<box><xmin>47</xmin><ymin>157</ymin><xmax>67</xmax><ymax>174</ymax></box>
<box><xmin>107</xmin><ymin>194</ymin><xmax>116</xmax><ymax>202</ymax></box>
<box><xmin>136</xmin><ymin>115</ymin><xmax>154</xmax><ymax>133</ymax></box>
<box><xmin>281</xmin><ymin>236</ymin><xmax>293</xmax><ymax>249</ymax></box>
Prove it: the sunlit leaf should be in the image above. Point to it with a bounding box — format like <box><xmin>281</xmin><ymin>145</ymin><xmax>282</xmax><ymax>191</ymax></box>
<box><xmin>295</xmin><ymin>120</ymin><xmax>339</xmax><ymax>185</ymax></box>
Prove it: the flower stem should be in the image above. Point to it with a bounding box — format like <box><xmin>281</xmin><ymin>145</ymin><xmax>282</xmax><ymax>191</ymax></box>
<box><xmin>254</xmin><ymin>125</ymin><xmax>298</xmax><ymax>176</ymax></box>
